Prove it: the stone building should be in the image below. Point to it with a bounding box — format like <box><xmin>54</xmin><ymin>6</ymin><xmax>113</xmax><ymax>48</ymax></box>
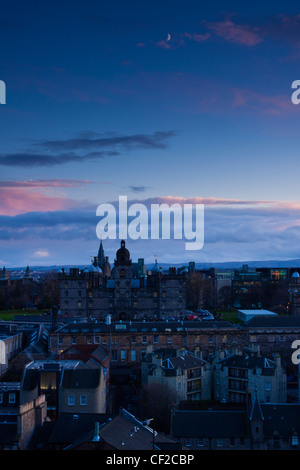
<box><xmin>289</xmin><ymin>271</ymin><xmax>300</xmax><ymax>316</ymax></box>
<box><xmin>20</xmin><ymin>359</ymin><xmax>108</xmax><ymax>418</ymax></box>
<box><xmin>171</xmin><ymin>399</ymin><xmax>300</xmax><ymax>450</ymax></box>
<box><xmin>0</xmin><ymin>381</ymin><xmax>47</xmax><ymax>450</ymax></box>
<box><xmin>142</xmin><ymin>348</ymin><xmax>211</xmax><ymax>403</ymax></box>
<box><xmin>214</xmin><ymin>348</ymin><xmax>286</xmax><ymax>404</ymax></box>
<box><xmin>58</xmin><ymin>240</ymin><xmax>186</xmax><ymax>321</ymax></box>
<box><xmin>49</xmin><ymin>320</ymin><xmax>245</xmax><ymax>366</ymax></box>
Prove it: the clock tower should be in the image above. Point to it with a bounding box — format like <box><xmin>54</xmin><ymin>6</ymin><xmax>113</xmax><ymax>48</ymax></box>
<box><xmin>114</xmin><ymin>240</ymin><xmax>132</xmax><ymax>320</ymax></box>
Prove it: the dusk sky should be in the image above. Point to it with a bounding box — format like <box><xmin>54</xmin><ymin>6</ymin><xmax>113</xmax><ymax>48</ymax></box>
<box><xmin>2</xmin><ymin>0</ymin><xmax>300</xmax><ymax>268</ymax></box>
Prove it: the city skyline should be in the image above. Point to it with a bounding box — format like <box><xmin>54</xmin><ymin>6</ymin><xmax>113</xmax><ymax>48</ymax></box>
<box><xmin>1</xmin><ymin>1</ymin><xmax>300</xmax><ymax>266</ymax></box>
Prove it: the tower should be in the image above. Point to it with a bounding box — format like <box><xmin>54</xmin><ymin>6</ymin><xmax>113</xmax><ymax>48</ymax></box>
<box><xmin>114</xmin><ymin>240</ymin><xmax>132</xmax><ymax>320</ymax></box>
<box><xmin>97</xmin><ymin>240</ymin><xmax>106</xmax><ymax>272</ymax></box>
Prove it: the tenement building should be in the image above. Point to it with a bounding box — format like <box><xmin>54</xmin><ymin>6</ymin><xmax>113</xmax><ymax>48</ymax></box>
<box><xmin>58</xmin><ymin>240</ymin><xmax>186</xmax><ymax>321</ymax></box>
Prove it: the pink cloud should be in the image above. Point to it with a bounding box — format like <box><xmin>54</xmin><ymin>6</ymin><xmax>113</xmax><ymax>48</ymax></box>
<box><xmin>0</xmin><ymin>188</ymin><xmax>80</xmax><ymax>216</ymax></box>
<box><xmin>0</xmin><ymin>179</ymin><xmax>96</xmax><ymax>188</ymax></box>
<box><xmin>0</xmin><ymin>178</ymin><xmax>100</xmax><ymax>216</ymax></box>
<box><xmin>183</xmin><ymin>32</ymin><xmax>211</xmax><ymax>42</ymax></box>
<box><xmin>207</xmin><ymin>20</ymin><xmax>262</xmax><ymax>46</ymax></box>
<box><xmin>232</xmin><ymin>88</ymin><xmax>297</xmax><ymax>116</ymax></box>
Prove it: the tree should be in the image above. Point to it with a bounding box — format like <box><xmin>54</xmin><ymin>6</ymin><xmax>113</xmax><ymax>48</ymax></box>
<box><xmin>40</xmin><ymin>271</ymin><xmax>60</xmax><ymax>308</ymax></box>
<box><xmin>138</xmin><ymin>382</ymin><xmax>176</xmax><ymax>434</ymax></box>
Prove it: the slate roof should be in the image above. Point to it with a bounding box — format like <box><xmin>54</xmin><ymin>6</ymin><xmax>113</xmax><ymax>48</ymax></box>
<box><xmin>171</xmin><ymin>404</ymin><xmax>300</xmax><ymax>441</ymax></box>
<box><xmin>171</xmin><ymin>410</ymin><xmax>249</xmax><ymax>438</ymax></box>
<box><xmin>56</xmin><ymin>320</ymin><xmax>237</xmax><ymax>335</ymax></box>
<box><xmin>163</xmin><ymin>355</ymin><xmax>207</xmax><ymax>370</ymax></box>
<box><xmin>47</xmin><ymin>409</ymin><xmax>176</xmax><ymax>450</ymax></box>
<box><xmin>97</xmin><ymin>411</ymin><xmax>176</xmax><ymax>450</ymax></box>
<box><xmin>57</xmin><ymin>344</ymin><xmax>109</xmax><ymax>367</ymax></box>
<box><xmin>245</xmin><ymin>315</ymin><xmax>300</xmax><ymax>328</ymax></box>
<box><xmin>260</xmin><ymin>404</ymin><xmax>300</xmax><ymax>437</ymax></box>
<box><xmin>218</xmin><ymin>351</ymin><xmax>276</xmax><ymax>375</ymax></box>
<box><xmin>60</xmin><ymin>368</ymin><xmax>101</xmax><ymax>389</ymax></box>
<box><xmin>48</xmin><ymin>413</ymin><xmax>112</xmax><ymax>445</ymax></box>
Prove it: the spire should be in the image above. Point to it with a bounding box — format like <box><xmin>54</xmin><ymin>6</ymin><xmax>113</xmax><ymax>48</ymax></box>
<box><xmin>97</xmin><ymin>240</ymin><xmax>105</xmax><ymax>271</ymax></box>
<box><xmin>249</xmin><ymin>391</ymin><xmax>264</xmax><ymax>421</ymax></box>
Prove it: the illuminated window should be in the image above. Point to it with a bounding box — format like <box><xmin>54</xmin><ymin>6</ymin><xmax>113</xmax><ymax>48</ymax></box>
<box><xmin>40</xmin><ymin>372</ymin><xmax>57</xmax><ymax>390</ymax></box>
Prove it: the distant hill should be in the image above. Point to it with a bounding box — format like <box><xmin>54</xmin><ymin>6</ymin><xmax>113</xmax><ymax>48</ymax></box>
<box><xmin>6</xmin><ymin>259</ymin><xmax>300</xmax><ymax>272</ymax></box>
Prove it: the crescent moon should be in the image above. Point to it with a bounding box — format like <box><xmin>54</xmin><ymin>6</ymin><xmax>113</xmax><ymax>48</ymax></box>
<box><xmin>167</xmin><ymin>33</ymin><xmax>171</xmax><ymax>41</ymax></box>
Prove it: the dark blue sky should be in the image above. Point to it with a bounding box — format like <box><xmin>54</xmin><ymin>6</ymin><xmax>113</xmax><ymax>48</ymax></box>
<box><xmin>1</xmin><ymin>1</ymin><xmax>300</xmax><ymax>267</ymax></box>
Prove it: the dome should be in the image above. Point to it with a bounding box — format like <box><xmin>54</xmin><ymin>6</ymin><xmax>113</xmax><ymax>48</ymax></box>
<box><xmin>115</xmin><ymin>240</ymin><xmax>131</xmax><ymax>266</ymax></box>
<box><xmin>89</xmin><ymin>262</ymin><xmax>100</xmax><ymax>273</ymax></box>
<box><xmin>292</xmin><ymin>272</ymin><xmax>300</xmax><ymax>278</ymax></box>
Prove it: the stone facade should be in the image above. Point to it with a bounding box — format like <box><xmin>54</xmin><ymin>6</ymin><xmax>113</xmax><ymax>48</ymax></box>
<box><xmin>142</xmin><ymin>348</ymin><xmax>211</xmax><ymax>403</ymax></box>
<box><xmin>58</xmin><ymin>240</ymin><xmax>186</xmax><ymax>321</ymax></box>
<box><xmin>214</xmin><ymin>348</ymin><xmax>287</xmax><ymax>403</ymax></box>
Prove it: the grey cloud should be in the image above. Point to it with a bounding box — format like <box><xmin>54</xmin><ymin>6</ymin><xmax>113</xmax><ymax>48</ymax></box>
<box><xmin>0</xmin><ymin>131</ymin><xmax>176</xmax><ymax>167</ymax></box>
<box><xmin>36</xmin><ymin>131</ymin><xmax>176</xmax><ymax>151</ymax></box>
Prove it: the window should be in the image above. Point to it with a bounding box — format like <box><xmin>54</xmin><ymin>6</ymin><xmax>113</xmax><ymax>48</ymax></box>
<box><xmin>72</xmin><ymin>336</ymin><xmax>77</xmax><ymax>344</ymax></box>
<box><xmin>111</xmin><ymin>350</ymin><xmax>118</xmax><ymax>361</ymax></box>
<box><xmin>131</xmin><ymin>350</ymin><xmax>137</xmax><ymax>361</ymax></box>
<box><xmin>265</xmin><ymin>382</ymin><xmax>271</xmax><ymax>391</ymax></box>
<box><xmin>0</xmin><ymin>393</ymin><xmax>3</xmax><ymax>403</ymax></box>
<box><xmin>40</xmin><ymin>372</ymin><xmax>57</xmax><ymax>390</ymax></box>
<box><xmin>68</xmin><ymin>395</ymin><xmax>75</xmax><ymax>406</ymax></box>
<box><xmin>80</xmin><ymin>395</ymin><xmax>87</xmax><ymax>406</ymax></box>
<box><xmin>142</xmin><ymin>336</ymin><xmax>147</xmax><ymax>344</ymax></box>
<box><xmin>121</xmin><ymin>350</ymin><xmax>126</xmax><ymax>361</ymax></box>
